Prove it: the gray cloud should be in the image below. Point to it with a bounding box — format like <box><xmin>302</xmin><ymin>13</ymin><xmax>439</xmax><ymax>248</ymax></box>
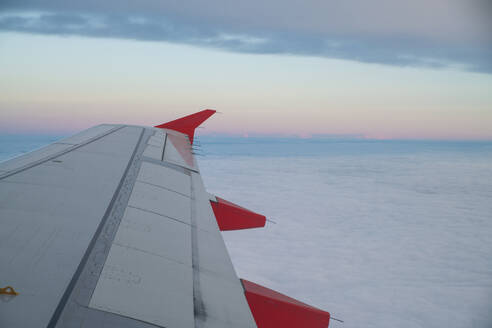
<box><xmin>1</xmin><ymin>0</ymin><xmax>491</xmax><ymax>73</ymax></box>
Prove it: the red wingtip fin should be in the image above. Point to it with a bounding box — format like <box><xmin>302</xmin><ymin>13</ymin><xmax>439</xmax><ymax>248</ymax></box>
<box><xmin>154</xmin><ymin>109</ymin><xmax>216</xmax><ymax>144</ymax></box>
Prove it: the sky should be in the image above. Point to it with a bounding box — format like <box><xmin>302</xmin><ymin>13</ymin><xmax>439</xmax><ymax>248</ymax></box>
<box><xmin>0</xmin><ymin>1</ymin><xmax>491</xmax><ymax>139</ymax></box>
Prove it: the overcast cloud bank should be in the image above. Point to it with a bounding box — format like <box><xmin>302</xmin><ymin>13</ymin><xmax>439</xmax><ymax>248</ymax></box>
<box><xmin>199</xmin><ymin>138</ymin><xmax>492</xmax><ymax>328</ymax></box>
<box><xmin>1</xmin><ymin>0</ymin><xmax>491</xmax><ymax>73</ymax></box>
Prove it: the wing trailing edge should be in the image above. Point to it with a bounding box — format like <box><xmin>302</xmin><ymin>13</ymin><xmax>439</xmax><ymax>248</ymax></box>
<box><xmin>159</xmin><ymin>110</ymin><xmax>332</xmax><ymax>326</ymax></box>
<box><xmin>154</xmin><ymin>109</ymin><xmax>216</xmax><ymax>144</ymax></box>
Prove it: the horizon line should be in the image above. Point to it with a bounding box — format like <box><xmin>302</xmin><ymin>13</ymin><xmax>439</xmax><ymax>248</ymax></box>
<box><xmin>1</xmin><ymin>131</ymin><xmax>492</xmax><ymax>142</ymax></box>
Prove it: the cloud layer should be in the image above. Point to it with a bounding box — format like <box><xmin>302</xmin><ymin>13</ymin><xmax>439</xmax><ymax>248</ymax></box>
<box><xmin>1</xmin><ymin>0</ymin><xmax>491</xmax><ymax>72</ymax></box>
<box><xmin>198</xmin><ymin>138</ymin><xmax>492</xmax><ymax>328</ymax></box>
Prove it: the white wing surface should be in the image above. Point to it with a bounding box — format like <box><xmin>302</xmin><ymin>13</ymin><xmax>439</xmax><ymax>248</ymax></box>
<box><xmin>0</xmin><ymin>110</ymin><xmax>332</xmax><ymax>328</ymax></box>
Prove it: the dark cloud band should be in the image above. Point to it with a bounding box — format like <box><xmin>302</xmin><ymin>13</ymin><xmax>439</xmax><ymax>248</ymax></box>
<box><xmin>1</xmin><ymin>3</ymin><xmax>490</xmax><ymax>73</ymax></box>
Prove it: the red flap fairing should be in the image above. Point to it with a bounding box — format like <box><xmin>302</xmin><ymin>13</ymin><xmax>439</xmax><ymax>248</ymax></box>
<box><xmin>210</xmin><ymin>197</ymin><xmax>266</xmax><ymax>231</ymax></box>
<box><xmin>241</xmin><ymin>279</ymin><xmax>331</xmax><ymax>328</ymax></box>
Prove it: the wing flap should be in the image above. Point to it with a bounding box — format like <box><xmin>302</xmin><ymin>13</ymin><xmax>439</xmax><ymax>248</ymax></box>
<box><xmin>190</xmin><ymin>172</ymin><xmax>257</xmax><ymax>328</ymax></box>
<box><xmin>89</xmin><ymin>242</ymin><xmax>194</xmax><ymax>328</ymax></box>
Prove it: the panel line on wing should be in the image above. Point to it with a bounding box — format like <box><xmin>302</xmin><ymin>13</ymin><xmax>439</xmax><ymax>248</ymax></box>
<box><xmin>0</xmin><ymin>125</ymin><xmax>124</xmax><ymax>181</ymax></box>
<box><xmin>46</xmin><ymin>127</ymin><xmax>145</xmax><ymax>328</ymax></box>
<box><xmin>112</xmin><ymin>241</ymin><xmax>190</xmax><ymax>267</ymax></box>
<box><xmin>135</xmin><ymin>180</ymin><xmax>191</xmax><ymax>198</ymax></box>
<box><xmin>128</xmin><ymin>181</ymin><xmax>191</xmax><ymax>224</ymax></box>
<box><xmin>190</xmin><ymin>172</ymin><xmax>207</xmax><ymax>325</ymax></box>
<box><xmin>161</xmin><ymin>132</ymin><xmax>167</xmax><ymax>161</ymax></box>
<box><xmin>126</xmin><ymin>205</ymin><xmax>193</xmax><ymax>227</ymax></box>
<box><xmin>142</xmin><ymin>157</ymin><xmax>192</xmax><ymax>175</ymax></box>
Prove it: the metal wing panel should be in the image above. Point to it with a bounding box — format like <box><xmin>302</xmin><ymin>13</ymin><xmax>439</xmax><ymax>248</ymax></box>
<box><xmin>0</xmin><ymin>124</ymin><xmax>121</xmax><ymax>174</ymax></box>
<box><xmin>58</xmin><ymin>124</ymin><xmax>117</xmax><ymax>145</ymax></box>
<box><xmin>0</xmin><ymin>126</ymin><xmax>143</xmax><ymax>328</ymax></box>
<box><xmin>0</xmin><ymin>143</ymin><xmax>74</xmax><ymax>172</ymax></box>
<box><xmin>114</xmin><ymin>206</ymin><xmax>193</xmax><ymax>266</ymax></box>
<box><xmin>88</xmin><ymin>156</ymin><xmax>195</xmax><ymax>328</ymax></box>
<box><xmin>89</xmin><ymin>243</ymin><xmax>195</xmax><ymax>328</ymax></box>
<box><xmin>83</xmin><ymin>128</ymin><xmax>256</xmax><ymax>328</ymax></box>
<box><xmin>141</xmin><ymin>129</ymin><xmax>166</xmax><ymax>160</ymax></box>
<box><xmin>1</xmin><ymin>122</ymin><xmax>257</xmax><ymax>328</ymax></box>
<box><xmin>137</xmin><ymin>162</ymin><xmax>191</xmax><ymax>197</ymax></box>
<box><xmin>128</xmin><ymin>181</ymin><xmax>192</xmax><ymax>224</ymax></box>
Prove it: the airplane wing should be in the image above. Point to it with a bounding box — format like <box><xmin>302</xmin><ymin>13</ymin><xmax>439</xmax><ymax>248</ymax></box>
<box><xmin>0</xmin><ymin>110</ymin><xmax>332</xmax><ymax>328</ymax></box>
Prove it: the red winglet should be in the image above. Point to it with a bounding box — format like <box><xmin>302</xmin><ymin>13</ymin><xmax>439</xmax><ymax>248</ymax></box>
<box><xmin>154</xmin><ymin>109</ymin><xmax>216</xmax><ymax>144</ymax></box>
<box><xmin>210</xmin><ymin>197</ymin><xmax>266</xmax><ymax>231</ymax></box>
<box><xmin>241</xmin><ymin>279</ymin><xmax>331</xmax><ymax>328</ymax></box>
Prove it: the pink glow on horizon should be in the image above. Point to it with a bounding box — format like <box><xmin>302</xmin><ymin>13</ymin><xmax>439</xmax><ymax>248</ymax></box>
<box><xmin>2</xmin><ymin>114</ymin><xmax>492</xmax><ymax>141</ymax></box>
<box><xmin>1</xmin><ymin>33</ymin><xmax>491</xmax><ymax>141</ymax></box>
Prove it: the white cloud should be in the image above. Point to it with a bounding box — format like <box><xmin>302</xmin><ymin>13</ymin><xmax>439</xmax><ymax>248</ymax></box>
<box><xmin>199</xmin><ymin>138</ymin><xmax>492</xmax><ymax>328</ymax></box>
